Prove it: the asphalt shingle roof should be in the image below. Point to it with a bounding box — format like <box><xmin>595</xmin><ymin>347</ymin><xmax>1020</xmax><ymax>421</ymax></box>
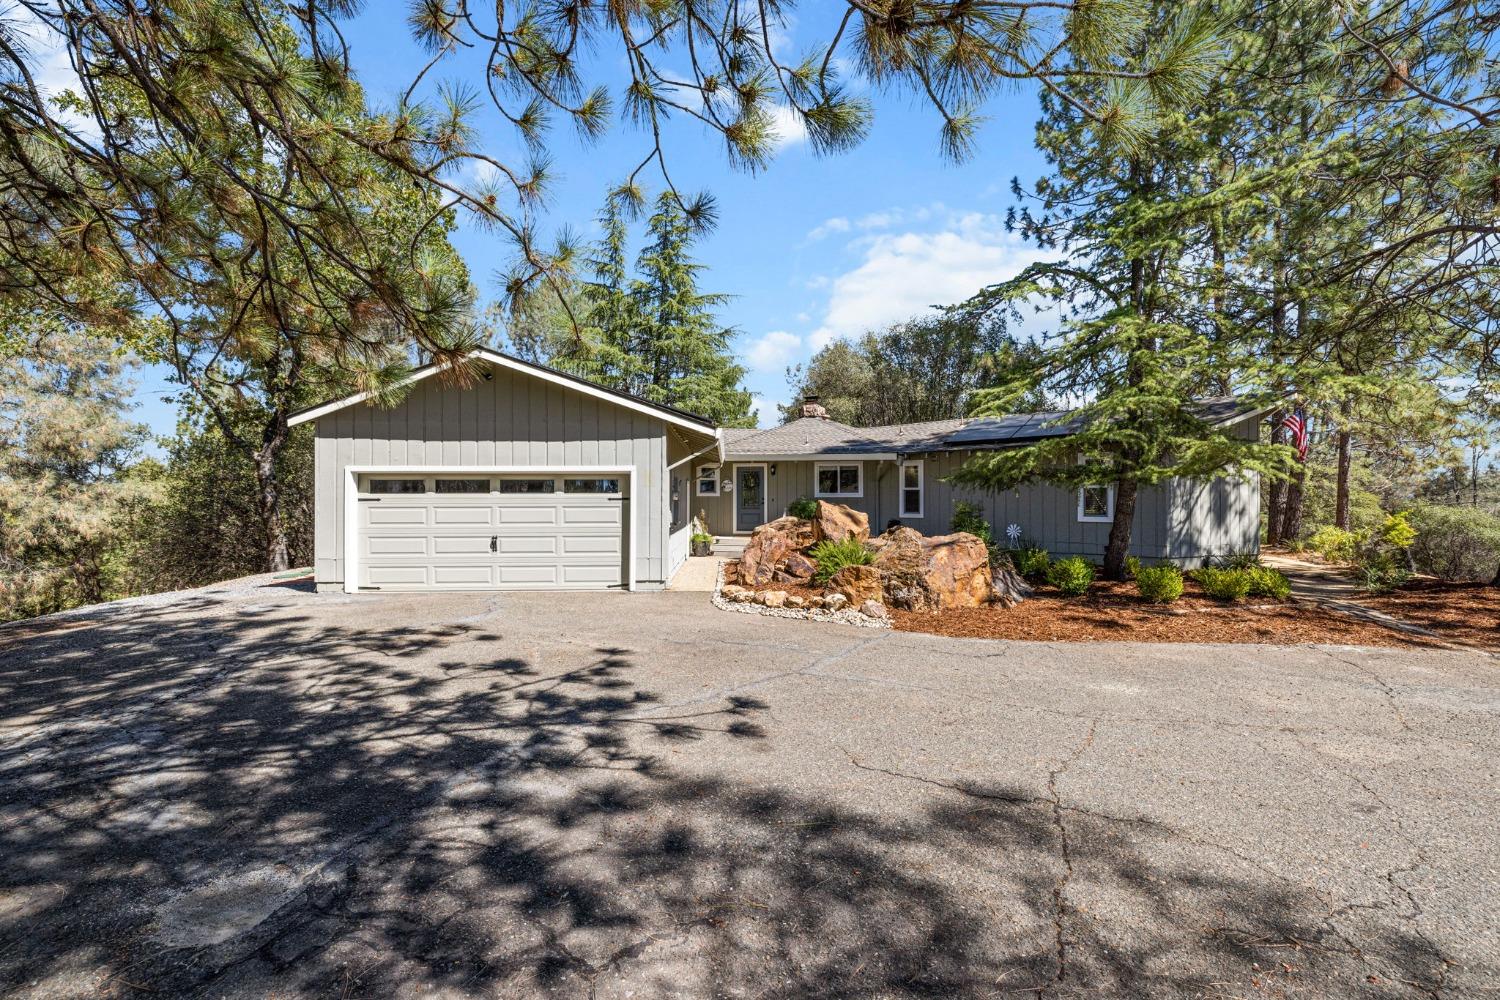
<box><xmin>721</xmin><ymin>397</ymin><xmax>1267</xmax><ymax>458</ymax></box>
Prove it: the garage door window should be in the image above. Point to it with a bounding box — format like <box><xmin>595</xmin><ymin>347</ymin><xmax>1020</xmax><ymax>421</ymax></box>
<box><xmin>368</xmin><ymin>478</ymin><xmax>426</xmax><ymax>494</ymax></box>
<box><xmin>435</xmin><ymin>478</ymin><xmax>490</xmax><ymax>493</ymax></box>
<box><xmin>564</xmin><ymin>478</ymin><xmax>621</xmax><ymax>494</ymax></box>
<box><xmin>499</xmin><ymin>478</ymin><xmax>555</xmax><ymax>494</ymax></box>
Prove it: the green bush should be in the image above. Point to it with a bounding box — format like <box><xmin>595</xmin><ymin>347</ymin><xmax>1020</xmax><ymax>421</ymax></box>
<box><xmin>787</xmin><ymin>496</ymin><xmax>819</xmax><ymax>520</ymax></box>
<box><xmin>1378</xmin><ymin>511</ymin><xmax>1417</xmax><ymax>551</ymax></box>
<box><xmin>1135</xmin><ymin>565</ymin><xmax>1184</xmax><ymax>603</ymax></box>
<box><xmin>809</xmin><ymin>536</ymin><xmax>874</xmax><ymax>585</ymax></box>
<box><xmin>1046</xmin><ymin>556</ymin><xmax>1095</xmax><ymax>596</ymax></box>
<box><xmin>690</xmin><ymin>532</ymin><xmax>713</xmax><ymax>545</ymax></box>
<box><xmin>1357</xmin><ymin>552</ymin><xmax>1411</xmax><ymax>594</ymax></box>
<box><xmin>950</xmin><ymin>502</ymin><xmax>993</xmax><ymax>545</ymax></box>
<box><xmin>1408</xmin><ymin>504</ymin><xmax>1500</xmax><ymax>582</ymax></box>
<box><xmin>1220</xmin><ymin>552</ymin><xmax>1262</xmax><ymax>570</ymax></box>
<box><xmin>1307</xmin><ymin>524</ymin><xmax>1359</xmax><ymax>563</ymax></box>
<box><xmin>1010</xmin><ymin>545</ymin><xmax>1051</xmax><ymax>577</ymax></box>
<box><xmin>1245</xmin><ymin>566</ymin><xmax>1291</xmax><ymax>600</ymax></box>
<box><xmin>1124</xmin><ymin>555</ymin><xmax>1141</xmax><ymax>580</ymax></box>
<box><xmin>1192</xmin><ymin>566</ymin><xmax>1252</xmax><ymax>601</ymax></box>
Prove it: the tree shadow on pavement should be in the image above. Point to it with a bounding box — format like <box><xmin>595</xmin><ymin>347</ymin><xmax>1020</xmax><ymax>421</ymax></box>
<box><xmin>0</xmin><ymin>592</ymin><xmax>1462</xmax><ymax>998</ymax></box>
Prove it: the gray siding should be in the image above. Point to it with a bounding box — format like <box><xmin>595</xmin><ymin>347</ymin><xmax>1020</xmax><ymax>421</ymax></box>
<box><xmin>313</xmin><ymin>365</ymin><xmax>674</xmax><ymax>590</ymax></box>
<box><xmin>703</xmin><ymin>413</ymin><xmax>1265</xmax><ymax>564</ymax></box>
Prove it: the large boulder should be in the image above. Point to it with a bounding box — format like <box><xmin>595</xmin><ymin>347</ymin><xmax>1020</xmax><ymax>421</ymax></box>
<box><xmin>738</xmin><ymin>515</ymin><xmax>817</xmax><ymax>585</ymax></box>
<box><xmin>814</xmin><ymin>501</ymin><xmax>869</xmax><ymax>544</ymax></box>
<box><xmin>828</xmin><ymin>564</ymin><xmax>882</xmax><ymax>605</ymax></box>
<box><xmin>872</xmin><ymin>526</ymin><xmax>995</xmax><ymax>611</ymax></box>
<box><xmin>776</xmin><ymin>552</ymin><xmax>817</xmax><ymax>584</ymax></box>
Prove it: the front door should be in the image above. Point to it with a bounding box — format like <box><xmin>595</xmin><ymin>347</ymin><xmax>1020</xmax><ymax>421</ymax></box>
<box><xmin>736</xmin><ymin>466</ymin><xmax>765</xmax><ymax>532</ymax></box>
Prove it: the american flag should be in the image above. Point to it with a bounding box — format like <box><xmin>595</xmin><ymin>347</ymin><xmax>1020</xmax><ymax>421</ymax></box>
<box><xmin>1281</xmin><ymin>407</ymin><xmax>1309</xmax><ymax>462</ymax></box>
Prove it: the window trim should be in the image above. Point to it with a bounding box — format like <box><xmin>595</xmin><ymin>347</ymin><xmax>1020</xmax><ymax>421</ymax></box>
<box><xmin>695</xmin><ymin>464</ymin><xmax>719</xmax><ymax>497</ymax></box>
<box><xmin>814</xmin><ymin>462</ymin><xmax>864</xmax><ymax>499</ymax></box>
<box><xmin>1077</xmin><ymin>483</ymin><xmax>1115</xmax><ymax>522</ymax></box>
<box><xmin>898</xmin><ymin>459</ymin><xmax>924</xmax><ymax>518</ymax></box>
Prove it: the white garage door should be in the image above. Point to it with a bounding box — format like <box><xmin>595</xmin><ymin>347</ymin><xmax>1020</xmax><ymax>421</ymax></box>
<box><xmin>356</xmin><ymin>474</ymin><xmax>626</xmax><ymax>591</ymax></box>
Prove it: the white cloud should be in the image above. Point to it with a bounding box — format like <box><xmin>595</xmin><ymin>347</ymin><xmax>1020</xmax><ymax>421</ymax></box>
<box><xmin>750</xmin><ymin>395</ymin><xmax>780</xmax><ymax>429</ymax></box>
<box><xmin>769</xmin><ymin>104</ymin><xmax>807</xmax><ymax>149</ymax></box>
<box><xmin>745</xmin><ymin>330</ymin><xmax>801</xmax><ymax>371</ymax></box>
<box><xmin>808</xmin><ymin>212</ymin><xmax>1043</xmax><ymax>349</ymax></box>
<box><xmin>806</xmin><ymin>216</ymin><xmax>850</xmax><ymax>241</ymax></box>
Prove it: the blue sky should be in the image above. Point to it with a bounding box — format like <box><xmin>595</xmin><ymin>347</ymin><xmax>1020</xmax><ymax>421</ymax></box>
<box><xmin>129</xmin><ymin>3</ymin><xmax>1058</xmax><ymax>437</ymax></box>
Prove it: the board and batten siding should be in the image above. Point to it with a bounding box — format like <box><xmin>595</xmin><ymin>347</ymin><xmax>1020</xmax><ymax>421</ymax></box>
<box><xmin>313</xmin><ymin>364</ymin><xmax>674</xmax><ymax>590</ymax></box>
<box><xmin>702</xmin><ymin>413</ymin><xmax>1264</xmax><ymax>564</ymax></box>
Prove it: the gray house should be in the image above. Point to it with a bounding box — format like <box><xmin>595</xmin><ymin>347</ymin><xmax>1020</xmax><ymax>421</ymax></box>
<box><xmin>291</xmin><ymin>348</ymin><xmax>722</xmax><ymax>594</ymax></box>
<box><xmin>690</xmin><ymin>399</ymin><xmax>1268</xmax><ymax>567</ymax></box>
<box><xmin>293</xmin><ymin>349</ymin><xmax>1267</xmax><ymax>595</ymax></box>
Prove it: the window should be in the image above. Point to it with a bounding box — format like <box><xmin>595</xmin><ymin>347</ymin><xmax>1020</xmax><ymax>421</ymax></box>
<box><xmin>498</xmin><ymin>479</ymin><xmax>555</xmax><ymax>494</ymax></box>
<box><xmin>696</xmin><ymin>465</ymin><xmax>719</xmax><ymax>496</ymax></box>
<box><xmin>1075</xmin><ymin>453</ymin><xmax>1114</xmax><ymax>522</ymax></box>
<box><xmin>899</xmin><ymin>460</ymin><xmax>924</xmax><ymax>518</ymax></box>
<box><xmin>435</xmin><ymin>478</ymin><xmax>490</xmax><ymax>493</ymax></box>
<box><xmin>815</xmin><ymin>463</ymin><xmax>862</xmax><ymax>498</ymax></box>
<box><xmin>564</xmin><ymin>478</ymin><xmax>621</xmax><ymax>494</ymax></box>
<box><xmin>368</xmin><ymin>478</ymin><xmax>425</xmax><ymax>494</ymax></box>
<box><xmin>1077</xmin><ymin>484</ymin><xmax>1115</xmax><ymax>522</ymax></box>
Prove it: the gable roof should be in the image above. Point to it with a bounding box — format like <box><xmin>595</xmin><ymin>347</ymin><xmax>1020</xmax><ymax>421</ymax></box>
<box><xmin>721</xmin><ymin>397</ymin><xmax>1272</xmax><ymax>459</ymax></box>
<box><xmin>287</xmin><ymin>347</ymin><xmax>719</xmax><ymax>434</ymax></box>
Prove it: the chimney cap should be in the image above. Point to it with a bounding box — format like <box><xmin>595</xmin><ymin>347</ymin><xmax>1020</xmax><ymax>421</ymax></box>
<box><xmin>800</xmin><ymin>396</ymin><xmax>829</xmax><ymax>419</ymax></box>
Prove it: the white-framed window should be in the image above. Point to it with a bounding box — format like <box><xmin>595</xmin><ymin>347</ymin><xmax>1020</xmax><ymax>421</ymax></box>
<box><xmin>696</xmin><ymin>464</ymin><xmax>719</xmax><ymax>496</ymax></box>
<box><xmin>899</xmin><ymin>459</ymin><xmax>924</xmax><ymax>518</ymax></box>
<box><xmin>815</xmin><ymin>462</ymin><xmax>863</xmax><ymax>498</ymax></box>
<box><xmin>1077</xmin><ymin>483</ymin><xmax>1115</xmax><ymax>522</ymax></box>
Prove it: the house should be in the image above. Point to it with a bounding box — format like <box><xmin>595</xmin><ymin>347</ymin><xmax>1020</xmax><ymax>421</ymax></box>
<box><xmin>290</xmin><ymin>348</ymin><xmax>722</xmax><ymax>594</ymax></box>
<box><xmin>292</xmin><ymin>349</ymin><xmax>1267</xmax><ymax>595</ymax></box>
<box><xmin>690</xmin><ymin>397</ymin><xmax>1267</xmax><ymax>567</ymax></box>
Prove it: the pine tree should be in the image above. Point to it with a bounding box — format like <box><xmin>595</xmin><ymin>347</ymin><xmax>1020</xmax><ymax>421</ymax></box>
<box><xmin>0</xmin><ymin>316</ymin><xmax>149</xmax><ymax>619</ymax></box>
<box><xmin>517</xmin><ymin>191</ymin><xmax>754</xmax><ymax>426</ymax></box>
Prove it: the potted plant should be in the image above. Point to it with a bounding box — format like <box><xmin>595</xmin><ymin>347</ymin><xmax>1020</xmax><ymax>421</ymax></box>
<box><xmin>691</xmin><ymin>531</ymin><xmax>714</xmax><ymax>557</ymax></box>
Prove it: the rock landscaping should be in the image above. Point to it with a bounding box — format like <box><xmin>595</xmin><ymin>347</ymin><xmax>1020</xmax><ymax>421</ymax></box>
<box><xmin>718</xmin><ymin>501</ymin><xmax>1027</xmax><ymax>628</ymax></box>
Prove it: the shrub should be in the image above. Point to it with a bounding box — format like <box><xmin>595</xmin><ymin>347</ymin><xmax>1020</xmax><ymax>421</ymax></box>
<box><xmin>1408</xmin><ymin>504</ymin><xmax>1500</xmax><ymax>582</ymax></box>
<box><xmin>1245</xmin><ymin>566</ymin><xmax>1291</xmax><ymax>600</ymax></box>
<box><xmin>1357</xmin><ymin>552</ymin><xmax>1411</xmax><ymax>594</ymax></box>
<box><xmin>787</xmin><ymin>496</ymin><xmax>819</xmax><ymax>520</ymax></box>
<box><xmin>1192</xmin><ymin>566</ymin><xmax>1252</xmax><ymax>601</ymax></box>
<box><xmin>950</xmin><ymin>502</ymin><xmax>993</xmax><ymax>545</ymax></box>
<box><xmin>1046</xmin><ymin>556</ymin><xmax>1095</xmax><ymax>596</ymax></box>
<box><xmin>1378</xmin><ymin>511</ymin><xmax>1417</xmax><ymax>551</ymax></box>
<box><xmin>1220</xmin><ymin>552</ymin><xmax>1262</xmax><ymax>570</ymax></box>
<box><xmin>1010</xmin><ymin>544</ymin><xmax>1051</xmax><ymax>577</ymax></box>
<box><xmin>1124</xmin><ymin>555</ymin><xmax>1142</xmax><ymax>580</ymax></box>
<box><xmin>690</xmin><ymin>532</ymin><xmax>713</xmax><ymax>545</ymax></box>
<box><xmin>1307</xmin><ymin>525</ymin><xmax>1359</xmax><ymax>563</ymax></box>
<box><xmin>1135</xmin><ymin>565</ymin><xmax>1184</xmax><ymax>603</ymax></box>
<box><xmin>809</xmin><ymin>536</ymin><xmax>874</xmax><ymax>585</ymax></box>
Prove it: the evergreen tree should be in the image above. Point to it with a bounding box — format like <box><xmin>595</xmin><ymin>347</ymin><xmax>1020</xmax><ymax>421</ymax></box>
<box><xmin>0</xmin><ymin>317</ymin><xmax>149</xmax><ymax>619</ymax></box>
<box><xmin>514</xmin><ymin>191</ymin><xmax>754</xmax><ymax>426</ymax></box>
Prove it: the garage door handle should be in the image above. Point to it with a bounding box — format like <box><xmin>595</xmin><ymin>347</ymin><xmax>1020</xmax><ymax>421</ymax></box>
<box><xmin>489</xmin><ymin>535</ymin><xmax>497</xmax><ymax>552</ymax></box>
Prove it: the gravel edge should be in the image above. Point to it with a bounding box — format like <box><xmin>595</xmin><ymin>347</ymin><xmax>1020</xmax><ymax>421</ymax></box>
<box><xmin>709</xmin><ymin>563</ymin><xmax>892</xmax><ymax>630</ymax></box>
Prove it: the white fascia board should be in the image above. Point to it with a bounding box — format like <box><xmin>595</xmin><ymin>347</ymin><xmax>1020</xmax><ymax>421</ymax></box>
<box><xmin>290</xmin><ymin>348</ymin><xmax>718</xmax><ymax>435</ymax></box>
<box><xmin>722</xmin><ymin>452</ymin><xmax>898</xmax><ymax>462</ymax></box>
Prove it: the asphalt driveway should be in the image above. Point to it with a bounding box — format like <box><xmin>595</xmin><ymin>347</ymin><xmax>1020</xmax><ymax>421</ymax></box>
<box><xmin>1</xmin><ymin>577</ymin><xmax>1497</xmax><ymax>998</ymax></box>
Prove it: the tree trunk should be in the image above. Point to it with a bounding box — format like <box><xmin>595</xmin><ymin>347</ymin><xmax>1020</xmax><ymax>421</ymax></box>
<box><xmin>253</xmin><ymin>414</ymin><xmax>292</xmax><ymax>573</ymax></box>
<box><xmin>1266</xmin><ymin>413</ymin><xmax>1288</xmax><ymax>546</ymax></box>
<box><xmin>1103</xmin><ymin>477</ymin><xmax>1138</xmax><ymax>581</ymax></box>
<box><xmin>1491</xmin><ymin>562</ymin><xmax>1500</xmax><ymax>588</ymax></box>
<box><xmin>1281</xmin><ymin>461</ymin><xmax>1306</xmax><ymax>544</ymax></box>
<box><xmin>1334</xmin><ymin>427</ymin><xmax>1352</xmax><ymax>530</ymax></box>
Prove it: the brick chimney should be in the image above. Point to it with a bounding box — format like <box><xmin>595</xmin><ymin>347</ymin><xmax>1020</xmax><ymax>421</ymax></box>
<box><xmin>800</xmin><ymin>395</ymin><xmax>829</xmax><ymax>419</ymax></box>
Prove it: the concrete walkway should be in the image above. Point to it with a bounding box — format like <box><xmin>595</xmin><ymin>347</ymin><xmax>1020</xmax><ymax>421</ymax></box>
<box><xmin>1261</xmin><ymin>551</ymin><xmax>1456</xmax><ymax>645</ymax></box>
<box><xmin>665</xmin><ymin>535</ymin><xmax>745</xmax><ymax>592</ymax></box>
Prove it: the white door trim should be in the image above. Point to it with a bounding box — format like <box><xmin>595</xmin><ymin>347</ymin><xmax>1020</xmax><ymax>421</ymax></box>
<box><xmin>343</xmin><ymin>465</ymin><xmax>636</xmax><ymax>595</ymax></box>
<box><xmin>731</xmin><ymin>463</ymin><xmax>768</xmax><ymax>535</ymax></box>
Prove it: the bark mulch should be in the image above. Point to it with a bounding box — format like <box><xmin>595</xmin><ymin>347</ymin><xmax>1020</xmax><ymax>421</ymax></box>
<box><xmin>1354</xmin><ymin>580</ymin><xmax>1500</xmax><ymax>651</ymax></box>
<box><xmin>889</xmin><ymin>578</ymin><xmax>1444</xmax><ymax>648</ymax></box>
